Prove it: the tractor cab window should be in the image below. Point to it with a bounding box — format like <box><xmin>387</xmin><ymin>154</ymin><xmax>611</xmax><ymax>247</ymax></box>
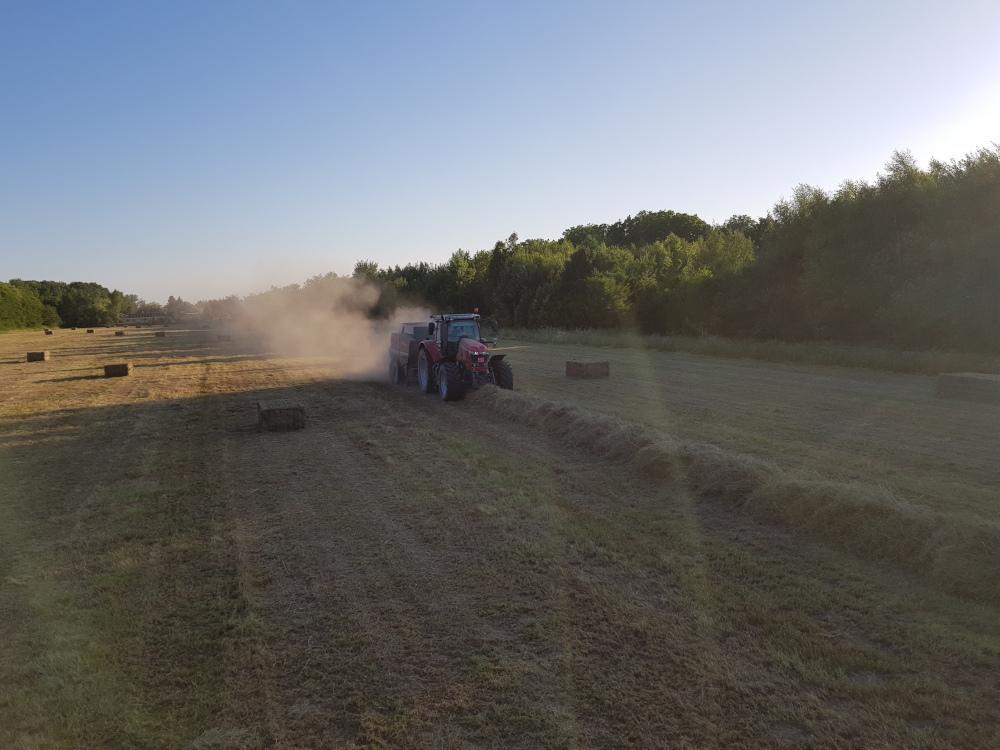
<box><xmin>447</xmin><ymin>320</ymin><xmax>480</xmax><ymax>342</ymax></box>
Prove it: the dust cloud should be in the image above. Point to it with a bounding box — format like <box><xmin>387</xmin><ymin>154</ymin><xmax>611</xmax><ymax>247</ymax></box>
<box><xmin>227</xmin><ymin>276</ymin><xmax>428</xmax><ymax>380</ymax></box>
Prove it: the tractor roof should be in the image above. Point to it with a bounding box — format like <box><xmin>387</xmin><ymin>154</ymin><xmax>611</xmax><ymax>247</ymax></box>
<box><xmin>431</xmin><ymin>313</ymin><xmax>480</xmax><ymax>322</ymax></box>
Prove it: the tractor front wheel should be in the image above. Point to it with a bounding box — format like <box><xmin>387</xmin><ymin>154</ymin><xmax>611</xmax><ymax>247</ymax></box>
<box><xmin>438</xmin><ymin>362</ymin><xmax>467</xmax><ymax>401</ymax></box>
<box><xmin>491</xmin><ymin>359</ymin><xmax>514</xmax><ymax>390</ymax></box>
<box><xmin>417</xmin><ymin>349</ymin><xmax>435</xmax><ymax>394</ymax></box>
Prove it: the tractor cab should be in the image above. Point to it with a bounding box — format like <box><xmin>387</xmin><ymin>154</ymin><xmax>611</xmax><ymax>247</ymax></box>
<box><xmin>429</xmin><ymin>314</ymin><xmax>482</xmax><ymax>358</ymax></box>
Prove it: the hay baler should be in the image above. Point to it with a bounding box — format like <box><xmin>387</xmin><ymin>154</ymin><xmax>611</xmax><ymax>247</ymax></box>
<box><xmin>388</xmin><ymin>313</ymin><xmax>513</xmax><ymax>401</ymax></box>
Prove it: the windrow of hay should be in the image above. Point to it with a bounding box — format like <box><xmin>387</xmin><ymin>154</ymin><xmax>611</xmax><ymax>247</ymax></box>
<box><xmin>474</xmin><ymin>387</ymin><xmax>1000</xmax><ymax>604</ymax></box>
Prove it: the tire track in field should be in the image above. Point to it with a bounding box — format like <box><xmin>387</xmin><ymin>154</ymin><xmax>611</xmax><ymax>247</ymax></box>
<box><xmin>214</xmin><ymin>380</ymin><xmax>584</xmax><ymax>745</ymax></box>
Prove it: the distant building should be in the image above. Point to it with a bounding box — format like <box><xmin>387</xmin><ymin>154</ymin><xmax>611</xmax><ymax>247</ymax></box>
<box><xmin>122</xmin><ymin>314</ymin><xmax>168</xmax><ymax>325</ymax></box>
<box><xmin>177</xmin><ymin>310</ymin><xmax>205</xmax><ymax>324</ymax></box>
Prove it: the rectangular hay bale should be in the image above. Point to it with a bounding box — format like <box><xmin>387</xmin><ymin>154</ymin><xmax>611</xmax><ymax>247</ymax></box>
<box><xmin>566</xmin><ymin>360</ymin><xmax>610</xmax><ymax>379</ymax></box>
<box><xmin>104</xmin><ymin>363</ymin><xmax>133</xmax><ymax>377</ymax></box>
<box><xmin>115</xmin><ymin>330</ymin><xmax>126</xmax><ymax>336</ymax></box>
<box><xmin>936</xmin><ymin>372</ymin><xmax>1000</xmax><ymax>404</ymax></box>
<box><xmin>26</xmin><ymin>351</ymin><xmax>50</xmax><ymax>362</ymax></box>
<box><xmin>257</xmin><ymin>400</ymin><xmax>306</xmax><ymax>432</ymax></box>
<box><xmin>86</xmin><ymin>329</ymin><xmax>94</xmax><ymax>333</ymax></box>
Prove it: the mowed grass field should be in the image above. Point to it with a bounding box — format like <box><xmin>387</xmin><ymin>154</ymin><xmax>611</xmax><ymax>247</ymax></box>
<box><xmin>505</xmin><ymin>337</ymin><xmax>1000</xmax><ymax>520</ymax></box>
<box><xmin>1</xmin><ymin>327</ymin><xmax>999</xmax><ymax>748</ymax></box>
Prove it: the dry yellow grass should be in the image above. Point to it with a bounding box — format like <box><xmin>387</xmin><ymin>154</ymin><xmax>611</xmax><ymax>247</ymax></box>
<box><xmin>1</xmin><ymin>327</ymin><xmax>999</xmax><ymax>748</ymax></box>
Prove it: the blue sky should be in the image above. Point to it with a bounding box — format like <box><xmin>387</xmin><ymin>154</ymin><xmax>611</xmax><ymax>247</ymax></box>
<box><xmin>2</xmin><ymin>0</ymin><xmax>999</xmax><ymax>302</ymax></box>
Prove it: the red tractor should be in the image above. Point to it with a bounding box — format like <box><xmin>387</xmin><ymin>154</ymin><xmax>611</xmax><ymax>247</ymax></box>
<box><xmin>388</xmin><ymin>313</ymin><xmax>513</xmax><ymax>401</ymax></box>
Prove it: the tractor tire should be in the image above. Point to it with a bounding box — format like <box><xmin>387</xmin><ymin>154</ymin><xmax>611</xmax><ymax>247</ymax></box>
<box><xmin>417</xmin><ymin>348</ymin><xmax>435</xmax><ymax>394</ymax></box>
<box><xmin>438</xmin><ymin>362</ymin><xmax>466</xmax><ymax>401</ymax></box>
<box><xmin>491</xmin><ymin>359</ymin><xmax>514</xmax><ymax>390</ymax></box>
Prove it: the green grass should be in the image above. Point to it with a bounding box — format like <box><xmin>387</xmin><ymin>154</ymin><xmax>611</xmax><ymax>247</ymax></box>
<box><xmin>440</xmin><ymin>417</ymin><xmax>1000</xmax><ymax>747</ymax></box>
<box><xmin>475</xmin><ymin>386</ymin><xmax>1000</xmax><ymax>605</ymax></box>
<box><xmin>501</xmin><ymin>328</ymin><xmax>1000</xmax><ymax>525</ymax></box>
<box><xmin>505</xmin><ymin>327</ymin><xmax>1000</xmax><ymax>375</ymax></box>
<box><xmin>0</xmin><ymin>415</ymin><xmax>253</xmax><ymax>749</ymax></box>
<box><xmin>4</xmin><ymin>327</ymin><xmax>999</xmax><ymax>746</ymax></box>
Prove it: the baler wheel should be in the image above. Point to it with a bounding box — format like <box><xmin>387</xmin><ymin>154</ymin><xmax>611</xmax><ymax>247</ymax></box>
<box><xmin>389</xmin><ymin>358</ymin><xmax>405</xmax><ymax>385</ymax></box>
<box><xmin>418</xmin><ymin>349</ymin><xmax>436</xmax><ymax>394</ymax></box>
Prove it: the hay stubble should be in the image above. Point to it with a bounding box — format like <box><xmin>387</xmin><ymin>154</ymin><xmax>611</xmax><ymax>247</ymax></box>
<box><xmin>0</xmin><ymin>328</ymin><xmax>998</xmax><ymax>748</ymax></box>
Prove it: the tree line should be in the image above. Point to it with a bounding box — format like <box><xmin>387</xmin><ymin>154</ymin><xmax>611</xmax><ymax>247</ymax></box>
<box><xmin>0</xmin><ymin>280</ymin><xmax>135</xmax><ymax>330</ymax></box>
<box><xmin>355</xmin><ymin>147</ymin><xmax>1000</xmax><ymax>353</ymax></box>
<box><xmin>6</xmin><ymin>146</ymin><xmax>998</xmax><ymax>353</ymax></box>
<box><xmin>0</xmin><ymin>279</ymin><xmax>200</xmax><ymax>330</ymax></box>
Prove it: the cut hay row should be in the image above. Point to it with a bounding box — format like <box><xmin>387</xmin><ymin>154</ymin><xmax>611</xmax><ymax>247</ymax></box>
<box><xmin>474</xmin><ymin>387</ymin><xmax>1000</xmax><ymax>604</ymax></box>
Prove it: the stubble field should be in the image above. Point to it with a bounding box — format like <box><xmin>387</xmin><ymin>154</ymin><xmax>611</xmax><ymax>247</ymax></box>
<box><xmin>505</xmin><ymin>337</ymin><xmax>1000</xmax><ymax>519</ymax></box>
<box><xmin>1</xmin><ymin>327</ymin><xmax>998</xmax><ymax>748</ymax></box>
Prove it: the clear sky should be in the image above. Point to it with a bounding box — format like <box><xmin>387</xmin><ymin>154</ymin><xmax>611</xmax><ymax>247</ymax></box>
<box><xmin>2</xmin><ymin>0</ymin><xmax>999</xmax><ymax>302</ymax></box>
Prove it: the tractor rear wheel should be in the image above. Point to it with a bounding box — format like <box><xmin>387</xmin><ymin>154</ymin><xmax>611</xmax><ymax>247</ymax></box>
<box><xmin>438</xmin><ymin>362</ymin><xmax>466</xmax><ymax>401</ymax></box>
<box><xmin>417</xmin><ymin>348</ymin><xmax>435</xmax><ymax>394</ymax></box>
<box><xmin>491</xmin><ymin>359</ymin><xmax>514</xmax><ymax>390</ymax></box>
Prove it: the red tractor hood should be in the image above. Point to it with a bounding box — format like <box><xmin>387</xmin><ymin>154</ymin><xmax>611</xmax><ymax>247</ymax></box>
<box><xmin>458</xmin><ymin>339</ymin><xmax>488</xmax><ymax>355</ymax></box>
